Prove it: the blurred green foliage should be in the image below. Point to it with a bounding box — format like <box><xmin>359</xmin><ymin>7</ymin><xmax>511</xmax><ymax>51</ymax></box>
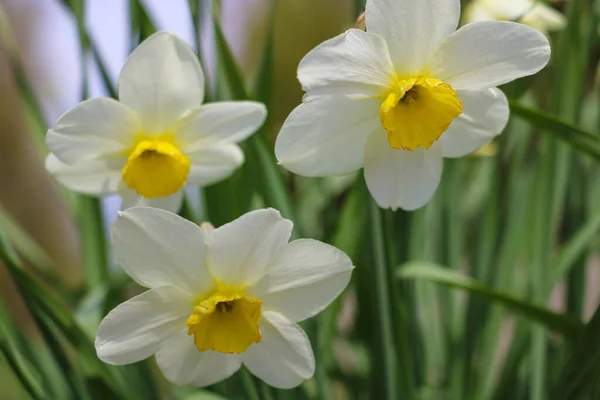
<box><xmin>2</xmin><ymin>0</ymin><xmax>600</xmax><ymax>399</ymax></box>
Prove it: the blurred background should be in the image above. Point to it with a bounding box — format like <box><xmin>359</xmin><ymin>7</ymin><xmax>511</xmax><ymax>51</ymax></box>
<box><xmin>2</xmin><ymin>0</ymin><xmax>600</xmax><ymax>399</ymax></box>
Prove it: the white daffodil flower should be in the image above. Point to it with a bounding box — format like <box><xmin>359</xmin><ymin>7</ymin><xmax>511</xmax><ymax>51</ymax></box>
<box><xmin>46</xmin><ymin>32</ymin><xmax>266</xmax><ymax>213</ymax></box>
<box><xmin>275</xmin><ymin>0</ymin><xmax>551</xmax><ymax>211</ymax></box>
<box><xmin>465</xmin><ymin>0</ymin><xmax>566</xmax><ymax>35</ymax></box>
<box><xmin>95</xmin><ymin>207</ymin><xmax>353</xmax><ymax>389</ymax></box>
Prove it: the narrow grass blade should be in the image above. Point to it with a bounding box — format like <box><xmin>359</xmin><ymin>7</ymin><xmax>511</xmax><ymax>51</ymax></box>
<box><xmin>396</xmin><ymin>263</ymin><xmax>585</xmax><ymax>339</ymax></box>
<box><xmin>548</xmin><ymin>205</ymin><xmax>600</xmax><ymax>289</ymax></box>
<box><xmin>0</xmin><ymin>299</ymin><xmax>46</xmax><ymax>399</ymax></box>
<box><xmin>509</xmin><ymin>102</ymin><xmax>600</xmax><ymax>161</ymax></box>
<box><xmin>240</xmin><ymin>368</ymin><xmax>261</xmax><ymax>400</ymax></box>
<box><xmin>129</xmin><ymin>0</ymin><xmax>157</xmax><ymax>41</ymax></box>
<box><xmin>212</xmin><ymin>15</ymin><xmax>247</xmax><ymax>100</ymax></box>
<box><xmin>211</xmin><ymin>11</ymin><xmax>294</xmax><ymax>220</ymax></box>
<box><xmin>317</xmin><ymin>180</ymin><xmax>366</xmax><ymax>398</ymax></box>
<box><xmin>368</xmin><ymin>199</ymin><xmax>398</xmax><ymax>399</ymax></box>
<box><xmin>253</xmin><ymin>0</ymin><xmax>277</xmax><ymax>107</ymax></box>
<box><xmin>0</xmin><ymin>242</ymin><xmax>133</xmax><ymax>399</ymax></box>
<box><xmin>185</xmin><ymin>391</ymin><xmax>230</xmax><ymax>400</ymax></box>
<box><xmin>77</xmin><ymin>196</ymin><xmax>108</xmax><ymax>290</ymax></box>
<box><xmin>552</xmin><ymin>306</ymin><xmax>600</xmax><ymax>400</ymax></box>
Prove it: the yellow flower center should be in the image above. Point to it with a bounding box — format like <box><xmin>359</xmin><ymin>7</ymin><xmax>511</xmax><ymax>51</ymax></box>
<box><xmin>379</xmin><ymin>76</ymin><xmax>463</xmax><ymax>151</ymax></box>
<box><xmin>186</xmin><ymin>292</ymin><xmax>262</xmax><ymax>354</ymax></box>
<box><xmin>121</xmin><ymin>136</ymin><xmax>190</xmax><ymax>198</ymax></box>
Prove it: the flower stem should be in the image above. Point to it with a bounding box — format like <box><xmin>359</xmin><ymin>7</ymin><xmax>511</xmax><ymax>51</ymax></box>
<box><xmin>241</xmin><ymin>368</ymin><xmax>261</xmax><ymax>400</ymax></box>
<box><xmin>368</xmin><ymin>198</ymin><xmax>398</xmax><ymax>399</ymax></box>
<box><xmin>78</xmin><ymin>196</ymin><xmax>108</xmax><ymax>289</ymax></box>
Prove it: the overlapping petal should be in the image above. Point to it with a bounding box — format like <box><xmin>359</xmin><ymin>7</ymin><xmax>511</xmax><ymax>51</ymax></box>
<box><xmin>118</xmin><ymin>32</ymin><xmax>205</xmax><ymax>135</ymax></box>
<box><xmin>297</xmin><ymin>29</ymin><xmax>395</xmax><ymax>97</ymax></box>
<box><xmin>365</xmin><ymin>0</ymin><xmax>460</xmax><ymax>76</ymax></box>
<box><xmin>111</xmin><ymin>207</ymin><xmax>214</xmax><ymax>295</ymax></box>
<box><xmin>205</xmin><ymin>209</ymin><xmax>293</xmax><ymax>287</ymax></box>
<box><xmin>242</xmin><ymin>311</ymin><xmax>314</xmax><ymax>389</ymax></box>
<box><xmin>521</xmin><ymin>3</ymin><xmax>566</xmax><ymax>32</ymax></box>
<box><xmin>176</xmin><ymin>101</ymin><xmax>266</xmax><ymax>149</ymax></box>
<box><xmin>464</xmin><ymin>2</ymin><xmax>495</xmax><ymax>23</ymax></box>
<box><xmin>465</xmin><ymin>0</ymin><xmax>566</xmax><ymax>34</ymax></box>
<box><xmin>45</xmin><ymin>154</ymin><xmax>123</xmax><ymax>196</ymax></box>
<box><xmin>155</xmin><ymin>332</ymin><xmax>242</xmax><ymax>387</ymax></box>
<box><xmin>185</xmin><ymin>145</ymin><xmax>245</xmax><ymax>187</ymax></box>
<box><xmin>440</xmin><ymin>88</ymin><xmax>509</xmax><ymax>158</ymax></box>
<box><xmin>95</xmin><ymin>286</ymin><xmax>192</xmax><ymax>365</ymax></box>
<box><xmin>275</xmin><ymin>95</ymin><xmax>380</xmax><ymax>177</ymax></box>
<box><xmin>119</xmin><ymin>187</ymin><xmax>184</xmax><ymax>213</ymax></box>
<box><xmin>248</xmin><ymin>239</ymin><xmax>353</xmax><ymax>322</ymax></box>
<box><xmin>46</xmin><ymin>98</ymin><xmax>139</xmax><ymax>164</ymax></box>
<box><xmin>430</xmin><ymin>21</ymin><xmax>551</xmax><ymax>91</ymax></box>
<box><xmin>364</xmin><ymin>130</ymin><xmax>443</xmax><ymax>211</ymax></box>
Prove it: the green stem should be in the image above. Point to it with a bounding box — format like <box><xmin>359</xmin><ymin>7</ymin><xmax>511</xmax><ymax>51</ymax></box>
<box><xmin>368</xmin><ymin>198</ymin><xmax>398</xmax><ymax>399</ymax></box>
<box><xmin>241</xmin><ymin>368</ymin><xmax>261</xmax><ymax>400</ymax></box>
<box><xmin>180</xmin><ymin>195</ymin><xmax>199</xmax><ymax>224</ymax></box>
<box><xmin>530</xmin><ymin>138</ymin><xmax>553</xmax><ymax>400</ymax></box>
<box><xmin>78</xmin><ymin>196</ymin><xmax>108</xmax><ymax>289</ymax></box>
<box><xmin>445</xmin><ymin>160</ymin><xmax>466</xmax><ymax>399</ymax></box>
<box><xmin>260</xmin><ymin>383</ymin><xmax>276</xmax><ymax>400</ymax></box>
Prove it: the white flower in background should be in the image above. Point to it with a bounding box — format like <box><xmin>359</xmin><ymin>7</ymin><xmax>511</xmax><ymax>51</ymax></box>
<box><xmin>95</xmin><ymin>207</ymin><xmax>353</xmax><ymax>388</ymax></box>
<box><xmin>275</xmin><ymin>0</ymin><xmax>551</xmax><ymax>211</ymax></box>
<box><xmin>465</xmin><ymin>0</ymin><xmax>566</xmax><ymax>35</ymax></box>
<box><xmin>46</xmin><ymin>32</ymin><xmax>266</xmax><ymax>213</ymax></box>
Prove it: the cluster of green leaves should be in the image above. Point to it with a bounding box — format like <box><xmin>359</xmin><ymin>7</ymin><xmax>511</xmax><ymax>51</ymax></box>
<box><xmin>2</xmin><ymin>0</ymin><xmax>600</xmax><ymax>399</ymax></box>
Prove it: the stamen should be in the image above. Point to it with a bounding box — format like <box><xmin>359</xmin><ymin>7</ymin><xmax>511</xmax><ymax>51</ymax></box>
<box><xmin>380</xmin><ymin>77</ymin><xmax>463</xmax><ymax>151</ymax></box>
<box><xmin>401</xmin><ymin>87</ymin><xmax>419</xmax><ymax>104</ymax></box>
<box><xmin>217</xmin><ymin>301</ymin><xmax>234</xmax><ymax>313</ymax></box>
<box><xmin>187</xmin><ymin>293</ymin><xmax>262</xmax><ymax>354</ymax></box>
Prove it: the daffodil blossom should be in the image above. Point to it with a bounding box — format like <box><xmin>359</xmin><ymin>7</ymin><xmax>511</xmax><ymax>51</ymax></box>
<box><xmin>46</xmin><ymin>32</ymin><xmax>266</xmax><ymax>213</ymax></box>
<box><xmin>465</xmin><ymin>0</ymin><xmax>566</xmax><ymax>35</ymax></box>
<box><xmin>95</xmin><ymin>207</ymin><xmax>353</xmax><ymax>389</ymax></box>
<box><xmin>275</xmin><ymin>0</ymin><xmax>551</xmax><ymax>211</ymax></box>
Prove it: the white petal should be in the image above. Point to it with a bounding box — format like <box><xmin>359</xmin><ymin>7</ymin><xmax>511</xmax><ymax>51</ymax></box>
<box><xmin>111</xmin><ymin>207</ymin><xmax>214</xmax><ymax>295</ymax></box>
<box><xmin>45</xmin><ymin>154</ymin><xmax>123</xmax><ymax>196</ymax></box>
<box><xmin>247</xmin><ymin>239</ymin><xmax>353</xmax><ymax>322</ymax></box>
<box><xmin>275</xmin><ymin>95</ymin><xmax>380</xmax><ymax>177</ymax></box>
<box><xmin>521</xmin><ymin>4</ymin><xmax>567</xmax><ymax>33</ymax></box>
<box><xmin>95</xmin><ymin>286</ymin><xmax>192</xmax><ymax>365</ymax></box>
<box><xmin>440</xmin><ymin>88</ymin><xmax>509</xmax><ymax>158</ymax></box>
<box><xmin>185</xmin><ymin>145</ymin><xmax>244</xmax><ymax>187</ymax></box>
<box><xmin>205</xmin><ymin>209</ymin><xmax>293</xmax><ymax>287</ymax></box>
<box><xmin>242</xmin><ymin>311</ymin><xmax>314</xmax><ymax>389</ymax></box>
<box><xmin>177</xmin><ymin>101</ymin><xmax>266</xmax><ymax>149</ymax></box>
<box><xmin>118</xmin><ymin>32</ymin><xmax>205</xmax><ymax>134</ymax></box>
<box><xmin>297</xmin><ymin>29</ymin><xmax>395</xmax><ymax>97</ymax></box>
<box><xmin>145</xmin><ymin>192</ymin><xmax>184</xmax><ymax>213</ymax></box>
<box><xmin>463</xmin><ymin>2</ymin><xmax>494</xmax><ymax>24</ymax></box>
<box><xmin>365</xmin><ymin>0</ymin><xmax>460</xmax><ymax>76</ymax></box>
<box><xmin>155</xmin><ymin>331</ymin><xmax>242</xmax><ymax>387</ymax></box>
<box><xmin>119</xmin><ymin>186</ymin><xmax>184</xmax><ymax>213</ymax></box>
<box><xmin>431</xmin><ymin>21</ymin><xmax>550</xmax><ymax>91</ymax></box>
<box><xmin>46</xmin><ymin>98</ymin><xmax>139</xmax><ymax>164</ymax></box>
<box><xmin>466</xmin><ymin>0</ymin><xmax>530</xmax><ymax>22</ymax></box>
<box><xmin>364</xmin><ymin>129</ymin><xmax>443</xmax><ymax>211</ymax></box>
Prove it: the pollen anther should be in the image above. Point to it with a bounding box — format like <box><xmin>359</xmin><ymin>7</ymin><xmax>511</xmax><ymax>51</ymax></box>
<box><xmin>187</xmin><ymin>292</ymin><xmax>262</xmax><ymax>354</ymax></box>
